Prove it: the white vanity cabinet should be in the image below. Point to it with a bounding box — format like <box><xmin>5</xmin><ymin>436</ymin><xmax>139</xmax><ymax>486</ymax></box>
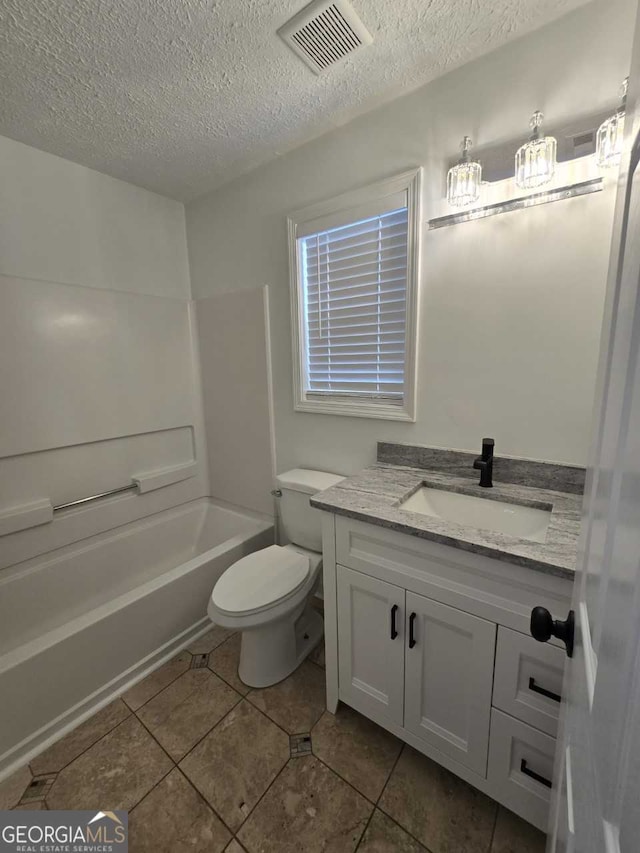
<box><xmin>321</xmin><ymin>512</ymin><xmax>574</xmax><ymax>831</ymax></box>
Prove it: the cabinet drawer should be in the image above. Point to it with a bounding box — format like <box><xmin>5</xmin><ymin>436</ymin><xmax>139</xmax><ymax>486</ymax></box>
<box><xmin>488</xmin><ymin>708</ymin><xmax>556</xmax><ymax>832</ymax></box>
<box><xmin>493</xmin><ymin>626</ymin><xmax>565</xmax><ymax>737</ymax></box>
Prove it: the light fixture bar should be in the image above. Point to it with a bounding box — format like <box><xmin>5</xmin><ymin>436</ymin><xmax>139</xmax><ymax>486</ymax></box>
<box><xmin>428</xmin><ymin>178</ymin><xmax>603</xmax><ymax>230</ymax></box>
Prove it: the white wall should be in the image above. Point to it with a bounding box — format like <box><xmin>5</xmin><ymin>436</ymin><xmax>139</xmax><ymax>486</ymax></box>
<box><xmin>186</xmin><ymin>0</ymin><xmax>636</xmax><ymax>474</ymax></box>
<box><xmin>195</xmin><ymin>286</ymin><xmax>276</xmax><ymax>517</ymax></box>
<box><xmin>0</xmin><ymin>137</ymin><xmax>209</xmax><ymax>568</ymax></box>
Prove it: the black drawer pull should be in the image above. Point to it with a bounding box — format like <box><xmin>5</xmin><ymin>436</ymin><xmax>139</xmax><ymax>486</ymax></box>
<box><xmin>520</xmin><ymin>759</ymin><xmax>552</xmax><ymax>789</ymax></box>
<box><xmin>390</xmin><ymin>605</ymin><xmax>399</xmax><ymax>640</ymax></box>
<box><xmin>528</xmin><ymin>677</ymin><xmax>561</xmax><ymax>703</ymax></box>
<box><xmin>409</xmin><ymin>612</ymin><xmax>417</xmax><ymax>648</ymax></box>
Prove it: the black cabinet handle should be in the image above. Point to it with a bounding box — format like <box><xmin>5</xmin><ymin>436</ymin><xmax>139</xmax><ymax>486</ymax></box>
<box><xmin>528</xmin><ymin>677</ymin><xmax>561</xmax><ymax>703</ymax></box>
<box><xmin>390</xmin><ymin>605</ymin><xmax>398</xmax><ymax>640</ymax></box>
<box><xmin>530</xmin><ymin>607</ymin><xmax>575</xmax><ymax>658</ymax></box>
<box><xmin>408</xmin><ymin>612</ymin><xmax>417</xmax><ymax>649</ymax></box>
<box><xmin>520</xmin><ymin>759</ymin><xmax>552</xmax><ymax>789</ymax></box>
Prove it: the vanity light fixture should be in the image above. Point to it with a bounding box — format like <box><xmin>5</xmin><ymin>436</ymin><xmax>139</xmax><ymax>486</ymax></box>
<box><xmin>515</xmin><ymin>111</ymin><xmax>557</xmax><ymax>189</ymax></box>
<box><xmin>596</xmin><ymin>77</ymin><xmax>628</xmax><ymax>168</ymax></box>
<box><xmin>446</xmin><ymin>136</ymin><xmax>482</xmax><ymax>207</ymax></box>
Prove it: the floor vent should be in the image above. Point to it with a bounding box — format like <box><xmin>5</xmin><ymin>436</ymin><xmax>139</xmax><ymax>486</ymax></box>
<box><xmin>278</xmin><ymin>0</ymin><xmax>373</xmax><ymax>75</ymax></box>
<box><xmin>19</xmin><ymin>776</ymin><xmax>56</xmax><ymax>804</ymax></box>
<box><xmin>290</xmin><ymin>733</ymin><xmax>313</xmax><ymax>757</ymax></box>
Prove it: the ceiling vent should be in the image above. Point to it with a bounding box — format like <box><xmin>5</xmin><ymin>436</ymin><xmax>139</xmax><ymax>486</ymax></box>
<box><xmin>278</xmin><ymin>0</ymin><xmax>373</xmax><ymax>75</ymax></box>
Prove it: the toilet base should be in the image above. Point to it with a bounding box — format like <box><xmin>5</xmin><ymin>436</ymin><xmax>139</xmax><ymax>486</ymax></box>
<box><xmin>238</xmin><ymin>606</ymin><xmax>324</xmax><ymax>689</ymax></box>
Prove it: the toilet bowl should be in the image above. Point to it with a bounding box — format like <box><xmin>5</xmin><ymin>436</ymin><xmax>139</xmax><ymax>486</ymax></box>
<box><xmin>207</xmin><ymin>468</ymin><xmax>344</xmax><ymax>688</ymax></box>
<box><xmin>208</xmin><ymin>543</ymin><xmax>323</xmax><ymax>687</ymax></box>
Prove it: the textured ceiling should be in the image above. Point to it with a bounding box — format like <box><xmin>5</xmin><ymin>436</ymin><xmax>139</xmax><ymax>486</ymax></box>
<box><xmin>0</xmin><ymin>0</ymin><xmax>589</xmax><ymax>201</ymax></box>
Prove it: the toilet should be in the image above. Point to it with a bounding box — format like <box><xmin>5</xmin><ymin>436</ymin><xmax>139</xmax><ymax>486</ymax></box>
<box><xmin>207</xmin><ymin>468</ymin><xmax>344</xmax><ymax>688</ymax></box>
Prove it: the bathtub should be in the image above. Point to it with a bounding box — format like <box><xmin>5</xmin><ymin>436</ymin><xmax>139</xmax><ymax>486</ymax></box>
<box><xmin>0</xmin><ymin>498</ymin><xmax>273</xmax><ymax>779</ymax></box>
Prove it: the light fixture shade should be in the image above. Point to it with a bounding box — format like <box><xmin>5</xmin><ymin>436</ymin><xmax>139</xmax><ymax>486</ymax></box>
<box><xmin>596</xmin><ymin>77</ymin><xmax>628</xmax><ymax>168</ymax></box>
<box><xmin>447</xmin><ymin>136</ymin><xmax>482</xmax><ymax>207</ymax></box>
<box><xmin>515</xmin><ymin>112</ymin><xmax>557</xmax><ymax>189</ymax></box>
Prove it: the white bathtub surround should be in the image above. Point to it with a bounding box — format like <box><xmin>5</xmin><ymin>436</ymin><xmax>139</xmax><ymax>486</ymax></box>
<box><xmin>0</xmin><ymin>273</ymin><xmax>198</xmax><ymax>456</ymax></box>
<box><xmin>0</xmin><ymin>499</ymin><xmax>54</xmax><ymax>538</ymax></box>
<box><xmin>0</xmin><ymin>462</ymin><xmax>201</xmax><ymax>540</ymax></box>
<box><xmin>0</xmin><ymin>499</ymin><xmax>273</xmax><ymax>780</ymax></box>
<box><xmin>0</xmin><ymin>136</ymin><xmax>211</xmax><ymax>571</ymax></box>
<box><xmin>0</xmin><ymin>273</ymin><xmax>210</xmax><ymax>567</ymax></box>
<box><xmin>0</xmin><ymin>136</ymin><xmax>190</xmax><ymax>298</ymax></box>
<box><xmin>195</xmin><ymin>286</ymin><xmax>277</xmax><ymax>518</ymax></box>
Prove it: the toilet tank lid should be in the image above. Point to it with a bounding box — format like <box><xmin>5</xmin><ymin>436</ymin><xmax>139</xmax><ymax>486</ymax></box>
<box><xmin>276</xmin><ymin>468</ymin><xmax>345</xmax><ymax>495</ymax></box>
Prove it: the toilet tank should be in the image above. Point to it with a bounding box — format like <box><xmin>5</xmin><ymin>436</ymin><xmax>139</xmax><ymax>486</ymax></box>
<box><xmin>276</xmin><ymin>469</ymin><xmax>345</xmax><ymax>552</ymax></box>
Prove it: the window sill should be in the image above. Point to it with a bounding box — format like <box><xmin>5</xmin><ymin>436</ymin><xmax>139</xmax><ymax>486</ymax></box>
<box><xmin>294</xmin><ymin>398</ymin><xmax>416</xmax><ymax>422</ymax></box>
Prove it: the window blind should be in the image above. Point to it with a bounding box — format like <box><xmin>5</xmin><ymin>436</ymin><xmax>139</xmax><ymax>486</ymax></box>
<box><xmin>299</xmin><ymin>206</ymin><xmax>409</xmax><ymax>402</ymax></box>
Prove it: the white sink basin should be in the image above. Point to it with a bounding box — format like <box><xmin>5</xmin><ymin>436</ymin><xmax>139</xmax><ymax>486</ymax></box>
<box><xmin>399</xmin><ymin>486</ymin><xmax>552</xmax><ymax>543</ymax></box>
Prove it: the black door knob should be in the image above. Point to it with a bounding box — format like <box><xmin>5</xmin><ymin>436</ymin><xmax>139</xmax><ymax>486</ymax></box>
<box><xmin>530</xmin><ymin>606</ymin><xmax>575</xmax><ymax>658</ymax></box>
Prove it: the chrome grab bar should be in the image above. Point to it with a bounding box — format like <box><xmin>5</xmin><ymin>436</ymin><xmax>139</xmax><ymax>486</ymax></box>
<box><xmin>53</xmin><ymin>482</ymin><xmax>138</xmax><ymax>512</ymax></box>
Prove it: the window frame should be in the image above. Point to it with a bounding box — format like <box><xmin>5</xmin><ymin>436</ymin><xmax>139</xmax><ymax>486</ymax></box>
<box><xmin>287</xmin><ymin>168</ymin><xmax>422</xmax><ymax>421</ymax></box>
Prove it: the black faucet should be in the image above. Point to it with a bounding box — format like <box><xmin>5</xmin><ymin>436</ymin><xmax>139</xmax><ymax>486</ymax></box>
<box><xmin>473</xmin><ymin>438</ymin><xmax>495</xmax><ymax>488</ymax></box>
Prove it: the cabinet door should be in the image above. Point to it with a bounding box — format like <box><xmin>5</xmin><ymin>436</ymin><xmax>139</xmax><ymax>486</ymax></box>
<box><xmin>404</xmin><ymin>591</ymin><xmax>496</xmax><ymax>775</ymax></box>
<box><xmin>337</xmin><ymin>565</ymin><xmax>405</xmax><ymax>726</ymax></box>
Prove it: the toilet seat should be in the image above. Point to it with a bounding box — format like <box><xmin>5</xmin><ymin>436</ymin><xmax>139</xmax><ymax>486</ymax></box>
<box><xmin>211</xmin><ymin>545</ymin><xmax>310</xmax><ymax>617</ymax></box>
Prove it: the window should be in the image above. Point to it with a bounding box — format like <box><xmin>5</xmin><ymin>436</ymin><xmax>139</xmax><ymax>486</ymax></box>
<box><xmin>288</xmin><ymin>169</ymin><xmax>421</xmax><ymax>420</ymax></box>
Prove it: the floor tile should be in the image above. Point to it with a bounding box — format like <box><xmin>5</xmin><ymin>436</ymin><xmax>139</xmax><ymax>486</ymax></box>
<box><xmin>129</xmin><ymin>768</ymin><xmax>231</xmax><ymax>853</ymax></box>
<box><xmin>0</xmin><ymin>765</ymin><xmax>31</xmax><ymax>809</ymax></box>
<box><xmin>122</xmin><ymin>652</ymin><xmax>192</xmax><ymax>711</ymax></box>
<box><xmin>357</xmin><ymin>810</ymin><xmax>427</xmax><ymax>853</ymax></box>
<box><xmin>137</xmin><ymin>668</ymin><xmax>240</xmax><ymax>761</ymax></box>
<box><xmin>491</xmin><ymin>807</ymin><xmax>546</xmax><ymax>853</ymax></box>
<box><xmin>225</xmin><ymin>842</ymin><xmax>247</xmax><ymax>853</ymax></box>
<box><xmin>180</xmin><ymin>700</ymin><xmax>289</xmax><ymax>832</ymax></box>
<box><xmin>31</xmin><ymin>700</ymin><xmax>131</xmax><ymax>775</ymax></box>
<box><xmin>47</xmin><ymin>716</ymin><xmax>172</xmax><ymax>811</ymax></box>
<box><xmin>378</xmin><ymin>747</ymin><xmax>497</xmax><ymax>853</ymax></box>
<box><xmin>13</xmin><ymin>802</ymin><xmax>47</xmax><ymax>810</ymax></box>
<box><xmin>312</xmin><ymin>706</ymin><xmax>402</xmax><ymax>802</ymax></box>
<box><xmin>208</xmin><ymin>634</ymin><xmax>250</xmax><ymax>696</ymax></box>
<box><xmin>309</xmin><ymin>640</ymin><xmax>325</xmax><ymax>669</ymax></box>
<box><xmin>248</xmin><ymin>660</ymin><xmax>326</xmax><ymax>734</ymax></box>
<box><xmin>188</xmin><ymin>626</ymin><xmax>235</xmax><ymax>655</ymax></box>
<box><xmin>237</xmin><ymin>755</ymin><xmax>372</xmax><ymax>853</ymax></box>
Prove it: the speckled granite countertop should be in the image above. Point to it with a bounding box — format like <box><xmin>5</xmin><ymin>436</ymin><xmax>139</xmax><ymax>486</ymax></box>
<box><xmin>310</xmin><ymin>463</ymin><xmax>582</xmax><ymax>580</ymax></box>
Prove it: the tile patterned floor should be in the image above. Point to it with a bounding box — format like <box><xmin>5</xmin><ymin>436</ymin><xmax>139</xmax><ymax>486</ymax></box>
<box><xmin>3</xmin><ymin>629</ymin><xmax>547</xmax><ymax>853</ymax></box>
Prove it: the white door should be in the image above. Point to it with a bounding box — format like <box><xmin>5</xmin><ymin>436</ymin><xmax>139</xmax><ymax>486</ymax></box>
<box><xmin>546</xmin><ymin>15</ymin><xmax>640</xmax><ymax>851</ymax></box>
<box><xmin>336</xmin><ymin>565</ymin><xmax>405</xmax><ymax>726</ymax></box>
<box><xmin>404</xmin><ymin>591</ymin><xmax>496</xmax><ymax>776</ymax></box>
